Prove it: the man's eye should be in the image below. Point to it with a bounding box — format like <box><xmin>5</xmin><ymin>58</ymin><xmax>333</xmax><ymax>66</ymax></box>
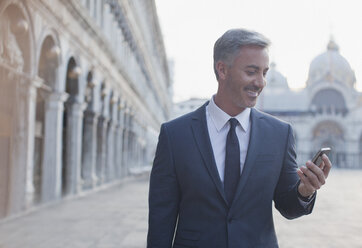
<box><xmin>246</xmin><ymin>71</ymin><xmax>256</xmax><ymax>75</ymax></box>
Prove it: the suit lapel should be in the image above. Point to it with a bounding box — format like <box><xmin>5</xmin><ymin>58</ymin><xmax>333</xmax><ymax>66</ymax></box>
<box><xmin>230</xmin><ymin>108</ymin><xmax>265</xmax><ymax>207</ymax></box>
<box><xmin>190</xmin><ymin>103</ymin><xmax>228</xmax><ymax>205</ymax></box>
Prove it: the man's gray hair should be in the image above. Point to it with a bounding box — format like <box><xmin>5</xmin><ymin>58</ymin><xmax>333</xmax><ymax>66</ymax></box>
<box><xmin>213</xmin><ymin>28</ymin><xmax>271</xmax><ymax>79</ymax></box>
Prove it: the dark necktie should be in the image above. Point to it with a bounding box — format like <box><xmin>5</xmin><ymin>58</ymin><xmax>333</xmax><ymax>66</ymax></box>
<box><xmin>224</xmin><ymin>118</ymin><xmax>240</xmax><ymax>205</ymax></box>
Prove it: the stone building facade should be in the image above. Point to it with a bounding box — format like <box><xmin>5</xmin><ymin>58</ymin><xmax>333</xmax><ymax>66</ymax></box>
<box><xmin>0</xmin><ymin>0</ymin><xmax>172</xmax><ymax>219</ymax></box>
<box><xmin>174</xmin><ymin>39</ymin><xmax>362</xmax><ymax>169</ymax></box>
<box><xmin>257</xmin><ymin>39</ymin><xmax>362</xmax><ymax>169</ymax></box>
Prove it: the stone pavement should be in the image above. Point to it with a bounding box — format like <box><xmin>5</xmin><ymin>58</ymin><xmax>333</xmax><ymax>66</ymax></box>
<box><xmin>274</xmin><ymin>169</ymin><xmax>362</xmax><ymax>248</ymax></box>
<box><xmin>0</xmin><ymin>169</ymin><xmax>362</xmax><ymax>248</ymax></box>
<box><xmin>0</xmin><ymin>175</ymin><xmax>150</xmax><ymax>248</ymax></box>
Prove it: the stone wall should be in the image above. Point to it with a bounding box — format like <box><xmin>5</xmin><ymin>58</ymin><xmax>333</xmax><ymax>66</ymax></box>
<box><xmin>0</xmin><ymin>0</ymin><xmax>171</xmax><ymax>219</ymax></box>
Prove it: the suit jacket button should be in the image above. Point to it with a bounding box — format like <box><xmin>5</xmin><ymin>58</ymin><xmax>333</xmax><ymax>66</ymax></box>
<box><xmin>228</xmin><ymin>218</ymin><xmax>233</xmax><ymax>223</ymax></box>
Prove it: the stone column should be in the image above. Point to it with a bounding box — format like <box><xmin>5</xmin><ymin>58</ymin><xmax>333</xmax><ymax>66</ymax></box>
<box><xmin>8</xmin><ymin>75</ymin><xmax>34</xmax><ymax>215</ymax></box>
<box><xmin>114</xmin><ymin>122</ymin><xmax>122</xmax><ymax>178</ymax></box>
<box><xmin>136</xmin><ymin>136</ymin><xmax>141</xmax><ymax>167</ymax></box>
<box><xmin>128</xmin><ymin>114</ymin><xmax>136</xmax><ymax>168</ymax></box>
<box><xmin>24</xmin><ymin>77</ymin><xmax>43</xmax><ymax>208</ymax></box>
<box><xmin>41</xmin><ymin>92</ymin><xmax>68</xmax><ymax>202</ymax></box>
<box><xmin>117</xmin><ymin>106</ymin><xmax>125</xmax><ymax>178</ymax></box>
<box><xmin>63</xmin><ymin>101</ymin><xmax>85</xmax><ymax>195</ymax></box>
<box><xmin>133</xmin><ymin>120</ymin><xmax>140</xmax><ymax>168</ymax></box>
<box><xmin>139</xmin><ymin>125</ymin><xmax>146</xmax><ymax>167</ymax></box>
<box><xmin>105</xmin><ymin>120</ymin><xmax>115</xmax><ymax>182</ymax></box>
<box><xmin>96</xmin><ymin>116</ymin><xmax>108</xmax><ymax>185</ymax></box>
<box><xmin>122</xmin><ymin>109</ymin><xmax>130</xmax><ymax>176</ymax></box>
<box><xmin>81</xmin><ymin>110</ymin><xmax>98</xmax><ymax>189</ymax></box>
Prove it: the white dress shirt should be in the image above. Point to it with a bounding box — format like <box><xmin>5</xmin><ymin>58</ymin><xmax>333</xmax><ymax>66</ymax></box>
<box><xmin>205</xmin><ymin>96</ymin><xmax>313</xmax><ymax>203</ymax></box>
<box><xmin>205</xmin><ymin>96</ymin><xmax>251</xmax><ymax>183</ymax></box>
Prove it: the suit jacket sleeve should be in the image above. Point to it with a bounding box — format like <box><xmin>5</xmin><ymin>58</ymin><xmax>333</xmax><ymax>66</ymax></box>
<box><xmin>147</xmin><ymin>124</ymin><xmax>180</xmax><ymax>248</ymax></box>
<box><xmin>273</xmin><ymin>124</ymin><xmax>315</xmax><ymax>219</ymax></box>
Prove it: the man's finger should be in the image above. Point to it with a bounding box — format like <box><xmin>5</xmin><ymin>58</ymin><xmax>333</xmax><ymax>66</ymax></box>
<box><xmin>306</xmin><ymin>162</ymin><xmax>325</xmax><ymax>186</ymax></box>
<box><xmin>300</xmin><ymin>165</ymin><xmax>321</xmax><ymax>190</ymax></box>
<box><xmin>319</xmin><ymin>161</ymin><xmax>325</xmax><ymax>170</ymax></box>
<box><xmin>297</xmin><ymin>169</ymin><xmax>315</xmax><ymax>193</ymax></box>
<box><xmin>321</xmin><ymin>154</ymin><xmax>332</xmax><ymax>178</ymax></box>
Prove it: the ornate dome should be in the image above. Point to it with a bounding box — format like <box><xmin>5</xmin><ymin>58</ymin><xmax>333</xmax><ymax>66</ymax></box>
<box><xmin>265</xmin><ymin>62</ymin><xmax>289</xmax><ymax>90</ymax></box>
<box><xmin>306</xmin><ymin>38</ymin><xmax>356</xmax><ymax>88</ymax></box>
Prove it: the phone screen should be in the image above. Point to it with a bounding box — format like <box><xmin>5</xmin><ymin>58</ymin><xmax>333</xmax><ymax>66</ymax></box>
<box><xmin>312</xmin><ymin>147</ymin><xmax>331</xmax><ymax>166</ymax></box>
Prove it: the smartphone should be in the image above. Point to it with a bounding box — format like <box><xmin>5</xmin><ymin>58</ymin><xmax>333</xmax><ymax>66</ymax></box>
<box><xmin>311</xmin><ymin>147</ymin><xmax>331</xmax><ymax>166</ymax></box>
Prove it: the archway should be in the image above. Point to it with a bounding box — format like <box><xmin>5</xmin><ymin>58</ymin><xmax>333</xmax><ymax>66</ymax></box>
<box><xmin>115</xmin><ymin>97</ymin><xmax>122</xmax><ymax>178</ymax></box>
<box><xmin>81</xmin><ymin>71</ymin><xmax>96</xmax><ymax>189</ymax></box>
<box><xmin>311</xmin><ymin>88</ymin><xmax>347</xmax><ymax>115</ymax></box>
<box><xmin>96</xmin><ymin>82</ymin><xmax>107</xmax><ymax>184</ymax></box>
<box><xmin>106</xmin><ymin>90</ymin><xmax>115</xmax><ymax>181</ymax></box>
<box><xmin>62</xmin><ymin>57</ymin><xmax>80</xmax><ymax>196</ymax></box>
<box><xmin>33</xmin><ymin>35</ymin><xmax>59</xmax><ymax>203</ymax></box>
<box><xmin>312</xmin><ymin>121</ymin><xmax>345</xmax><ymax>167</ymax></box>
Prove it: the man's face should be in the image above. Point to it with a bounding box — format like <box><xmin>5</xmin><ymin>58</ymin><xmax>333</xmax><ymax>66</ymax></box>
<box><xmin>218</xmin><ymin>45</ymin><xmax>269</xmax><ymax>114</ymax></box>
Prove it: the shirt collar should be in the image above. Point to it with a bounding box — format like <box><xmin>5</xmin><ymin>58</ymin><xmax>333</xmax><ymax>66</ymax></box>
<box><xmin>207</xmin><ymin>96</ymin><xmax>251</xmax><ymax>132</ymax></box>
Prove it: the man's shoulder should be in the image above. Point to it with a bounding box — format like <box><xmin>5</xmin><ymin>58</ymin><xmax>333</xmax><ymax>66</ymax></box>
<box><xmin>164</xmin><ymin>102</ymin><xmax>208</xmax><ymax>128</ymax></box>
<box><xmin>252</xmin><ymin>108</ymin><xmax>291</xmax><ymax>129</ymax></box>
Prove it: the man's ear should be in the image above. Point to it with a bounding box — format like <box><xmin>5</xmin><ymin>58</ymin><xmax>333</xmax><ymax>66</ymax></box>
<box><xmin>216</xmin><ymin>61</ymin><xmax>228</xmax><ymax>81</ymax></box>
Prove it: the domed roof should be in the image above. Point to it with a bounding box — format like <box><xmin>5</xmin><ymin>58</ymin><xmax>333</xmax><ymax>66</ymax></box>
<box><xmin>265</xmin><ymin>62</ymin><xmax>289</xmax><ymax>90</ymax></box>
<box><xmin>306</xmin><ymin>38</ymin><xmax>356</xmax><ymax>88</ymax></box>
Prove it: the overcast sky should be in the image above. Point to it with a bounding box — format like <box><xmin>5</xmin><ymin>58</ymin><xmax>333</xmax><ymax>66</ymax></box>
<box><xmin>155</xmin><ymin>0</ymin><xmax>362</xmax><ymax>102</ymax></box>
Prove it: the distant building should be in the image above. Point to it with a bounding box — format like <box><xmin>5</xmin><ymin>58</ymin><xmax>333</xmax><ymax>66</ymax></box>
<box><xmin>172</xmin><ymin>98</ymin><xmax>208</xmax><ymax>119</ymax></box>
<box><xmin>173</xmin><ymin>39</ymin><xmax>362</xmax><ymax>169</ymax></box>
<box><xmin>0</xmin><ymin>0</ymin><xmax>172</xmax><ymax>219</ymax></box>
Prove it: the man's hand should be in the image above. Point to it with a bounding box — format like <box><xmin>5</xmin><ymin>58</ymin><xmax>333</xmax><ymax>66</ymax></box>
<box><xmin>297</xmin><ymin>154</ymin><xmax>332</xmax><ymax>197</ymax></box>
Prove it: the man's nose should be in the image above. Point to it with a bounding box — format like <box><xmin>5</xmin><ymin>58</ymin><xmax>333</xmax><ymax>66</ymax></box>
<box><xmin>255</xmin><ymin>73</ymin><xmax>266</xmax><ymax>87</ymax></box>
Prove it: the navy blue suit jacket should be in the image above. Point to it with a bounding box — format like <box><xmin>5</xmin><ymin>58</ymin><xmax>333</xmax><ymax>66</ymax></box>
<box><xmin>148</xmin><ymin>103</ymin><xmax>315</xmax><ymax>248</ymax></box>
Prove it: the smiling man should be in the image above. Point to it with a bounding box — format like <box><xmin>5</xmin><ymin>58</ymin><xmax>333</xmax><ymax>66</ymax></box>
<box><xmin>147</xmin><ymin>28</ymin><xmax>332</xmax><ymax>248</ymax></box>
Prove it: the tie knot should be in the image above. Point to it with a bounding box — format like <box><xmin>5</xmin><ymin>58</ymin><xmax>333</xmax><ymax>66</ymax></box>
<box><xmin>229</xmin><ymin>118</ymin><xmax>239</xmax><ymax>130</ymax></box>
